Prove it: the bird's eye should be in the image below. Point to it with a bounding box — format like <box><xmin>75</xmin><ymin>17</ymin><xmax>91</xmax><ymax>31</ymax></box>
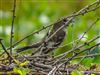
<box><xmin>63</xmin><ymin>19</ymin><xmax>67</xmax><ymax>22</ymax></box>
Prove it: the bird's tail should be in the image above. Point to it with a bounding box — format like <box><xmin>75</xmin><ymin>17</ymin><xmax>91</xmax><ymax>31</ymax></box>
<box><xmin>16</xmin><ymin>42</ymin><xmax>42</xmax><ymax>53</ymax></box>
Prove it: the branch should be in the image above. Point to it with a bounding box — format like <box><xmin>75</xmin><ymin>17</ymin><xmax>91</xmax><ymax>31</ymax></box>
<box><xmin>73</xmin><ymin>18</ymin><xmax>99</xmax><ymax>48</ymax></box>
<box><xmin>0</xmin><ymin>39</ymin><xmax>13</xmax><ymax>61</ymax></box>
<box><xmin>10</xmin><ymin>0</ymin><xmax>16</xmax><ymax>55</ymax></box>
<box><xmin>33</xmin><ymin>1</ymin><xmax>100</xmax><ymax>55</ymax></box>
<box><xmin>48</xmin><ymin>43</ymin><xmax>100</xmax><ymax>75</ymax></box>
<box><xmin>7</xmin><ymin>24</ymin><xmax>53</xmax><ymax>50</ymax></box>
<box><xmin>53</xmin><ymin>35</ymin><xmax>100</xmax><ymax>65</ymax></box>
<box><xmin>7</xmin><ymin>1</ymin><xmax>100</xmax><ymax>51</ymax></box>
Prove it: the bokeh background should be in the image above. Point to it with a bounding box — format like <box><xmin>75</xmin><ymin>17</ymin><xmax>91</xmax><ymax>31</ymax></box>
<box><xmin>0</xmin><ymin>0</ymin><xmax>100</xmax><ymax>63</ymax></box>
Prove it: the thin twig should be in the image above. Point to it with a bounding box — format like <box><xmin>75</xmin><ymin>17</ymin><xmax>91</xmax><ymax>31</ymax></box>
<box><xmin>48</xmin><ymin>43</ymin><xmax>100</xmax><ymax>75</ymax></box>
<box><xmin>9</xmin><ymin>0</ymin><xmax>16</xmax><ymax>64</ymax></box>
<box><xmin>7</xmin><ymin>1</ymin><xmax>99</xmax><ymax>51</ymax></box>
<box><xmin>74</xmin><ymin>53</ymin><xmax>100</xmax><ymax>59</ymax></box>
<box><xmin>0</xmin><ymin>39</ymin><xmax>13</xmax><ymax>61</ymax></box>
<box><xmin>53</xmin><ymin>35</ymin><xmax>100</xmax><ymax>65</ymax></box>
<box><xmin>33</xmin><ymin>1</ymin><xmax>100</xmax><ymax>55</ymax></box>
<box><xmin>52</xmin><ymin>53</ymin><xmax>100</xmax><ymax>64</ymax></box>
<box><xmin>73</xmin><ymin>18</ymin><xmax>99</xmax><ymax>50</ymax></box>
<box><xmin>45</xmin><ymin>18</ymin><xmax>99</xmax><ymax>49</ymax></box>
<box><xmin>10</xmin><ymin>0</ymin><xmax>16</xmax><ymax>55</ymax></box>
<box><xmin>7</xmin><ymin>24</ymin><xmax>53</xmax><ymax>50</ymax></box>
<box><xmin>73</xmin><ymin>47</ymin><xmax>96</xmax><ymax>69</ymax></box>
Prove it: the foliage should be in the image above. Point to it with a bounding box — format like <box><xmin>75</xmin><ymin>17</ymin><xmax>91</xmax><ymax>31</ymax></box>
<box><xmin>0</xmin><ymin>0</ymin><xmax>100</xmax><ymax>75</ymax></box>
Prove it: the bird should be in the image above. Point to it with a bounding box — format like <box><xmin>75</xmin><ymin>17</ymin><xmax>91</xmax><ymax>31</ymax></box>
<box><xmin>17</xmin><ymin>18</ymin><xmax>68</xmax><ymax>54</ymax></box>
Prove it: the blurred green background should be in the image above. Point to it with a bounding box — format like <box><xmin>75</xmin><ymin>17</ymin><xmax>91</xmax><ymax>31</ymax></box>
<box><xmin>0</xmin><ymin>0</ymin><xmax>100</xmax><ymax>57</ymax></box>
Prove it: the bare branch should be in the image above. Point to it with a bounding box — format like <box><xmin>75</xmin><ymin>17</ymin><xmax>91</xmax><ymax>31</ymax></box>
<box><xmin>10</xmin><ymin>0</ymin><xmax>16</xmax><ymax>55</ymax></box>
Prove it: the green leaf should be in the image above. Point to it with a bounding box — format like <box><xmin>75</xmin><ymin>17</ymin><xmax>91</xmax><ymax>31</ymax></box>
<box><xmin>20</xmin><ymin>61</ymin><xmax>29</xmax><ymax>67</ymax></box>
<box><xmin>93</xmin><ymin>56</ymin><xmax>100</xmax><ymax>64</ymax></box>
<box><xmin>81</xmin><ymin>58</ymin><xmax>94</xmax><ymax>67</ymax></box>
<box><xmin>13</xmin><ymin>68</ymin><xmax>22</xmax><ymax>75</ymax></box>
<box><xmin>71</xmin><ymin>70</ymin><xmax>84</xmax><ymax>75</ymax></box>
<box><xmin>13</xmin><ymin>67</ymin><xmax>30</xmax><ymax>75</ymax></box>
<box><xmin>91</xmin><ymin>74</ymin><xmax>95</xmax><ymax>75</ymax></box>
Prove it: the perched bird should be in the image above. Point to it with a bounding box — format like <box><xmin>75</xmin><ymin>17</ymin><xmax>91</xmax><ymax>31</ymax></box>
<box><xmin>17</xmin><ymin>18</ymin><xmax>68</xmax><ymax>54</ymax></box>
<box><xmin>41</xmin><ymin>19</ymin><xmax>67</xmax><ymax>54</ymax></box>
